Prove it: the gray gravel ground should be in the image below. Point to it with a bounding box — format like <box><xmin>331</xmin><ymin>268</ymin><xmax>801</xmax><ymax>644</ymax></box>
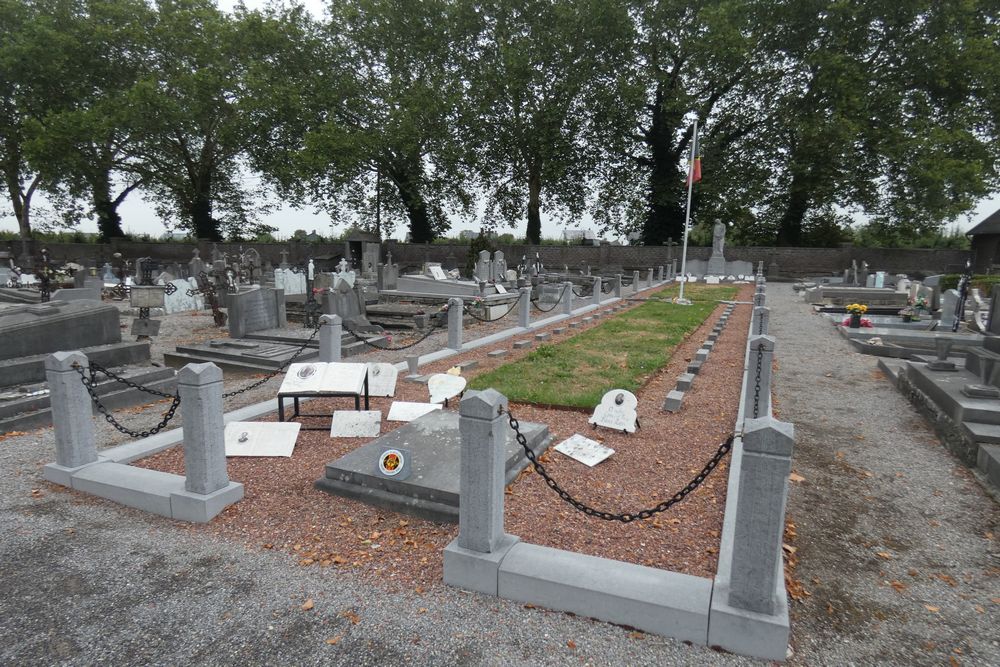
<box><xmin>1</xmin><ymin>283</ymin><xmax>996</xmax><ymax>665</ymax></box>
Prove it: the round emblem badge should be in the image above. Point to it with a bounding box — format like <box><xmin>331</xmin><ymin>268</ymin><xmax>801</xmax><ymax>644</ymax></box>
<box><xmin>378</xmin><ymin>449</ymin><xmax>404</xmax><ymax>476</ymax></box>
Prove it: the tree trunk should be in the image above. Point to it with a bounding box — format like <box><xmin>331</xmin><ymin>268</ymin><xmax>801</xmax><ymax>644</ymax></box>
<box><xmin>641</xmin><ymin>83</ymin><xmax>686</xmax><ymax>245</ymax></box>
<box><xmin>776</xmin><ymin>172</ymin><xmax>809</xmax><ymax>246</ymax></box>
<box><xmin>388</xmin><ymin>164</ymin><xmax>435</xmax><ymax>244</ymax></box>
<box><xmin>526</xmin><ymin>165</ymin><xmax>542</xmax><ymax>245</ymax></box>
<box><xmin>4</xmin><ymin>162</ymin><xmax>34</xmax><ymax>240</ymax></box>
<box><xmin>190</xmin><ymin>173</ymin><xmax>220</xmax><ymax>241</ymax></box>
<box><xmin>92</xmin><ymin>172</ymin><xmax>125</xmax><ymax>240</ymax></box>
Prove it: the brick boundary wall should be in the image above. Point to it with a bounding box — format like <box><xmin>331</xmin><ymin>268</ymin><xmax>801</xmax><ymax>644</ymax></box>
<box><xmin>4</xmin><ymin>238</ymin><xmax>969</xmax><ymax>279</ymax></box>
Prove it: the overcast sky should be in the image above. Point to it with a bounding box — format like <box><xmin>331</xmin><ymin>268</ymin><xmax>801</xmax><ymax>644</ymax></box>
<box><xmin>2</xmin><ymin>0</ymin><xmax>997</xmax><ymax>241</ymax></box>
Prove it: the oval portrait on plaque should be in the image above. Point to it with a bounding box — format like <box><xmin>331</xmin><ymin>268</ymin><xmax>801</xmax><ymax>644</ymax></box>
<box><xmin>378</xmin><ymin>449</ymin><xmax>404</xmax><ymax>476</ymax></box>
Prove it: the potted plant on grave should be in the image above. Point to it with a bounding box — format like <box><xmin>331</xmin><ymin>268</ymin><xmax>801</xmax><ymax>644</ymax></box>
<box><xmin>845</xmin><ymin>303</ymin><xmax>868</xmax><ymax>328</ymax></box>
<box><xmin>899</xmin><ymin>305</ymin><xmax>917</xmax><ymax>322</ymax></box>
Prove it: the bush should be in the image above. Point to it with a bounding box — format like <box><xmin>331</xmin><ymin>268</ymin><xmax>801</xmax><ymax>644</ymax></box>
<box><xmin>939</xmin><ymin>274</ymin><xmax>1000</xmax><ymax>293</ymax></box>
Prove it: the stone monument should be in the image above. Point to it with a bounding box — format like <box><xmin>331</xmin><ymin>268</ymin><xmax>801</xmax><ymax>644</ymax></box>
<box><xmin>707</xmin><ymin>219</ymin><xmax>727</xmax><ymax>276</ymax></box>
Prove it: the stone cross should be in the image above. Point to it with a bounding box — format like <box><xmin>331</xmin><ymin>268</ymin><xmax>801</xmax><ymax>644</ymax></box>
<box><xmin>279</xmin><ymin>250</ymin><xmax>290</xmax><ymax>268</ymax></box>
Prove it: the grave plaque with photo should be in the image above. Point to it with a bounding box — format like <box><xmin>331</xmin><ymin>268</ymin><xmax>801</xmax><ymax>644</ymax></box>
<box><xmin>225</xmin><ymin>421</ymin><xmax>300</xmax><ymax>457</ymax></box>
<box><xmin>588</xmin><ymin>389</ymin><xmax>639</xmax><ymax>433</ymax></box>
<box><xmin>428</xmin><ymin>373</ymin><xmax>467</xmax><ymax>404</ymax></box>
<box><xmin>365</xmin><ymin>362</ymin><xmax>398</xmax><ymax>397</ymax></box>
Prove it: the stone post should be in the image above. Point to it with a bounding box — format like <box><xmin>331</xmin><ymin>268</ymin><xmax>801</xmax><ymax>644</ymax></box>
<box><xmin>518</xmin><ymin>287</ymin><xmax>531</xmax><ymax>328</ymax></box>
<box><xmin>178</xmin><ymin>363</ymin><xmax>229</xmax><ymax>495</ymax></box>
<box><xmin>728</xmin><ymin>417</ymin><xmax>795</xmax><ymax>615</ymax></box>
<box><xmin>744</xmin><ymin>335</ymin><xmax>775</xmax><ymax>419</ymax></box>
<box><xmin>752</xmin><ymin>306</ymin><xmax>770</xmax><ymax>336</ymax></box>
<box><xmin>671</xmin><ymin>259</ymin><xmax>678</xmax><ymax>279</ymax></box>
<box><xmin>658</xmin><ymin>266</ymin><xmax>664</xmax><ymax>282</ymax></box>
<box><xmin>406</xmin><ymin>354</ymin><xmax>420</xmax><ymax>376</ymax></box>
<box><xmin>753</xmin><ymin>291</ymin><xmax>766</xmax><ymax>307</ymax></box>
<box><xmin>45</xmin><ymin>351</ymin><xmax>98</xmax><ymax>470</ymax></box>
<box><xmin>561</xmin><ymin>281</ymin><xmax>573</xmax><ymax>315</ymax></box>
<box><xmin>448</xmin><ymin>297</ymin><xmax>463</xmax><ymax>351</ymax></box>
<box><xmin>319</xmin><ymin>314</ymin><xmax>342</xmax><ymax>362</ymax></box>
<box><xmin>457</xmin><ymin>389</ymin><xmax>510</xmax><ymax>552</ymax></box>
<box><xmin>646</xmin><ymin>268</ymin><xmax>654</xmax><ymax>288</ymax></box>
<box><xmin>614</xmin><ymin>274</ymin><xmax>623</xmax><ymax>298</ymax></box>
<box><xmin>632</xmin><ymin>270</ymin><xmax>640</xmax><ymax>294</ymax></box>
<box><xmin>592</xmin><ymin>277</ymin><xmax>602</xmax><ymax>306</ymax></box>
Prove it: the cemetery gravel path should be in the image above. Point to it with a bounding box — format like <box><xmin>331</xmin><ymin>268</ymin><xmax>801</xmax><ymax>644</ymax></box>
<box><xmin>0</xmin><ymin>284</ymin><xmax>996</xmax><ymax>666</ymax></box>
<box><xmin>771</xmin><ymin>283</ymin><xmax>999</xmax><ymax>666</ymax></box>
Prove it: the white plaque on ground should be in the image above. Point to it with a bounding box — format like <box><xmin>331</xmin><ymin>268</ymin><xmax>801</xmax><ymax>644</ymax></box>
<box><xmin>429</xmin><ymin>265</ymin><xmax>448</xmax><ymax>280</ymax></box>
<box><xmin>387</xmin><ymin>401</ymin><xmax>443</xmax><ymax>422</ymax></box>
<box><xmin>554</xmin><ymin>433</ymin><xmax>615</xmax><ymax>467</ymax></box>
<box><xmin>705</xmin><ymin>276</ymin><xmax>721</xmax><ymax>284</ymax></box>
<box><xmin>495</xmin><ymin>283</ymin><xmax>508</xmax><ymax>294</ymax></box>
<box><xmin>428</xmin><ymin>373</ymin><xmax>467</xmax><ymax>404</ymax></box>
<box><xmin>330</xmin><ymin>410</ymin><xmax>382</xmax><ymax>437</ymax></box>
<box><xmin>225</xmin><ymin>421</ymin><xmax>300</xmax><ymax>457</ymax></box>
<box><xmin>365</xmin><ymin>362</ymin><xmax>398</xmax><ymax>397</ymax></box>
<box><xmin>588</xmin><ymin>389</ymin><xmax>639</xmax><ymax>433</ymax></box>
<box><xmin>278</xmin><ymin>362</ymin><xmax>367</xmax><ymax>394</ymax></box>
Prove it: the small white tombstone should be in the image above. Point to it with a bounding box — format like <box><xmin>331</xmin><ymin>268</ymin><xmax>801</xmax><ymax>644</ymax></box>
<box><xmin>429</xmin><ymin>265</ymin><xmax>448</xmax><ymax>280</ymax></box>
<box><xmin>495</xmin><ymin>283</ymin><xmax>508</xmax><ymax>294</ymax></box>
<box><xmin>329</xmin><ymin>410</ymin><xmax>382</xmax><ymax>438</ymax></box>
<box><xmin>428</xmin><ymin>373</ymin><xmax>467</xmax><ymax>404</ymax></box>
<box><xmin>365</xmin><ymin>362</ymin><xmax>398</xmax><ymax>397</ymax></box>
<box><xmin>387</xmin><ymin>401</ymin><xmax>443</xmax><ymax>422</ymax></box>
<box><xmin>225</xmin><ymin>421</ymin><xmax>300</xmax><ymax>457</ymax></box>
<box><xmin>588</xmin><ymin>389</ymin><xmax>639</xmax><ymax>433</ymax></box>
<box><xmin>705</xmin><ymin>276</ymin><xmax>721</xmax><ymax>285</ymax></box>
<box><xmin>554</xmin><ymin>433</ymin><xmax>615</xmax><ymax>467</ymax></box>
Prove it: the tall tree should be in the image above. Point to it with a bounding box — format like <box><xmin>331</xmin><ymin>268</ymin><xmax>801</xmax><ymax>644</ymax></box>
<box><xmin>461</xmin><ymin>0</ymin><xmax>638</xmax><ymax>244</ymax></box>
<box><xmin>127</xmin><ymin>0</ymin><xmax>273</xmax><ymax>241</ymax></box>
<box><xmin>24</xmin><ymin>0</ymin><xmax>155</xmax><ymax>240</ymax></box>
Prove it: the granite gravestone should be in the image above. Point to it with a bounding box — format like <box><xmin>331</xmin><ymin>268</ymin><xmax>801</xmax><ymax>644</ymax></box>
<box><xmin>0</xmin><ymin>301</ymin><xmax>122</xmax><ymax>361</ymax></box>
<box><xmin>225</xmin><ymin>287</ymin><xmax>286</xmax><ymax>339</ymax></box>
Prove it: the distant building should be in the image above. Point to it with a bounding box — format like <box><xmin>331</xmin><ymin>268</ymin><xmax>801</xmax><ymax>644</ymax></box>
<box><xmin>563</xmin><ymin>229</ymin><xmax>599</xmax><ymax>245</ymax></box>
<box><xmin>458</xmin><ymin>230</ymin><xmax>481</xmax><ymax>240</ymax></box>
<box><xmin>966</xmin><ymin>208</ymin><xmax>1000</xmax><ymax>273</ymax></box>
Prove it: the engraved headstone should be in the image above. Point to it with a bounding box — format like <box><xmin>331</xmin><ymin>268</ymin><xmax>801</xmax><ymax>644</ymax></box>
<box><xmin>588</xmin><ymin>389</ymin><xmax>639</xmax><ymax>433</ymax></box>
<box><xmin>428</xmin><ymin>373</ymin><xmax>467</xmax><ymax>404</ymax></box>
<box><xmin>553</xmin><ymin>433</ymin><xmax>615</xmax><ymax>467</ymax></box>
<box><xmin>365</xmin><ymin>362</ymin><xmax>398</xmax><ymax>397</ymax></box>
<box><xmin>330</xmin><ymin>410</ymin><xmax>382</xmax><ymax>438</ymax></box>
<box><xmin>225</xmin><ymin>421</ymin><xmax>300</xmax><ymax>457</ymax></box>
<box><xmin>129</xmin><ymin>285</ymin><xmax>166</xmax><ymax>309</ymax></box>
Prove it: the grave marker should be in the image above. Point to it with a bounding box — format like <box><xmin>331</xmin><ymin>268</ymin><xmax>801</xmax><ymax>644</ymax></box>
<box><xmin>553</xmin><ymin>433</ymin><xmax>614</xmax><ymax>467</ymax></box>
<box><xmin>588</xmin><ymin>389</ymin><xmax>639</xmax><ymax>433</ymax></box>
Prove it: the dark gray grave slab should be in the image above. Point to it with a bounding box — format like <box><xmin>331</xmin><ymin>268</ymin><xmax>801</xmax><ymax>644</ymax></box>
<box><xmin>165</xmin><ymin>340</ymin><xmax>318</xmax><ymax>372</ymax></box>
<box><xmin>315</xmin><ymin>410</ymin><xmax>551</xmax><ymax>522</ymax></box>
<box><xmin>0</xmin><ymin>300</ymin><xmax>122</xmax><ymax>361</ymax></box>
<box><xmin>225</xmin><ymin>288</ymin><xmax>286</xmax><ymax>339</ymax></box>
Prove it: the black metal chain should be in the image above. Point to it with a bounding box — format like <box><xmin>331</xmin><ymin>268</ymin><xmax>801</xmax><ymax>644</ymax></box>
<box><xmin>463</xmin><ymin>298</ymin><xmax>519</xmax><ymax>322</ymax></box>
<box><xmin>571</xmin><ymin>286</ymin><xmax>587</xmax><ymax>298</ymax></box>
<box><xmin>345</xmin><ymin>316</ymin><xmax>445</xmax><ymax>351</ymax></box>
<box><xmin>757</xmin><ymin>310</ymin><xmax>765</xmax><ymax>335</ymax></box>
<box><xmin>530</xmin><ymin>284</ymin><xmax>568</xmax><ymax>312</ymax></box>
<box><xmin>602</xmin><ymin>281</ymin><xmax>614</xmax><ymax>294</ymax></box>
<box><xmin>222</xmin><ymin>321</ymin><xmax>323</xmax><ymax>397</ymax></box>
<box><xmin>504</xmin><ymin>407</ymin><xmax>732</xmax><ymax>523</ymax></box>
<box><xmin>752</xmin><ymin>344</ymin><xmax>763</xmax><ymax>418</ymax></box>
<box><xmin>73</xmin><ymin>363</ymin><xmax>180</xmax><ymax>438</ymax></box>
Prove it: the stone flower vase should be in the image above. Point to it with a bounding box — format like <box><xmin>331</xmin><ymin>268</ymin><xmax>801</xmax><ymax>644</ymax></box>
<box><xmin>849</xmin><ymin>314</ymin><xmax>862</xmax><ymax>328</ymax></box>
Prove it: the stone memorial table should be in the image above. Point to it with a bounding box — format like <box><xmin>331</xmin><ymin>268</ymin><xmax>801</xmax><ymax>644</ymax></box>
<box><xmin>276</xmin><ymin>362</ymin><xmax>370</xmax><ymax>431</ymax></box>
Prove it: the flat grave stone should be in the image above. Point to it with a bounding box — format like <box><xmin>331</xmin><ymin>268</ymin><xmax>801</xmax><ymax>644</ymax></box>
<box><xmin>663</xmin><ymin>389</ymin><xmax>684</xmax><ymax>413</ymax></box>
<box><xmin>315</xmin><ymin>409</ymin><xmax>551</xmax><ymax>522</ymax></box>
<box><xmin>589</xmin><ymin>389</ymin><xmax>639</xmax><ymax>433</ymax></box>
<box><xmin>278</xmin><ymin>362</ymin><xmax>367</xmax><ymax>395</ymax></box>
<box><xmin>131</xmin><ymin>318</ymin><xmax>162</xmax><ymax>337</ymax></box>
<box><xmin>569</xmin><ymin>322</ymin><xmax>581</xmax><ymax>328</ymax></box>
<box><xmin>676</xmin><ymin>373</ymin><xmax>695</xmax><ymax>391</ymax></box>
<box><xmin>428</xmin><ymin>373</ymin><xmax>467</xmax><ymax>404</ymax></box>
<box><xmin>553</xmin><ymin>433</ymin><xmax>614</xmax><ymax>467</ymax></box>
<box><xmin>225</xmin><ymin>421</ymin><xmax>300</xmax><ymax>457</ymax></box>
<box><xmin>387</xmin><ymin>401</ymin><xmax>442</xmax><ymax>422</ymax></box>
<box><xmin>553</xmin><ymin>327</ymin><xmax>566</xmax><ymax>334</ymax></box>
<box><xmin>487</xmin><ymin>349</ymin><xmax>508</xmax><ymax>358</ymax></box>
<box><xmin>330</xmin><ymin>410</ymin><xmax>382</xmax><ymax>438</ymax></box>
<box><xmin>688</xmin><ymin>360</ymin><xmax>704</xmax><ymax>374</ymax></box>
<box><xmin>513</xmin><ymin>340</ymin><xmax>533</xmax><ymax>349</ymax></box>
<box><xmin>535</xmin><ymin>332</ymin><xmax>551</xmax><ymax>341</ymax></box>
<box><xmin>365</xmin><ymin>362</ymin><xmax>398</xmax><ymax>397</ymax></box>
<box><xmin>582</xmin><ymin>316</ymin><xmax>593</xmax><ymax>323</ymax></box>
<box><xmin>457</xmin><ymin>360</ymin><xmax>479</xmax><ymax>372</ymax></box>
<box><xmin>696</xmin><ymin>348</ymin><xmax>709</xmax><ymax>362</ymax></box>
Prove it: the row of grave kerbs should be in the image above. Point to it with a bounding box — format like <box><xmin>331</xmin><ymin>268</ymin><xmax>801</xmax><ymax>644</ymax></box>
<box><xmin>42</xmin><ymin>351</ymin><xmax>243</xmax><ymax>522</ymax></box>
<box><xmin>663</xmin><ymin>302</ymin><xmax>738</xmax><ymax>413</ymax></box>
<box><xmin>708</xmin><ymin>278</ymin><xmax>793</xmax><ymax>660</ymax></box>
<box><xmin>442</xmin><ymin>274</ymin><xmax>796</xmax><ymax>662</ymax></box>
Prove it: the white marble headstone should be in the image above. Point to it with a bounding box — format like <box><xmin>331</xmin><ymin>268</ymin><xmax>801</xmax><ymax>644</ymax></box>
<box><xmin>428</xmin><ymin>373</ymin><xmax>467</xmax><ymax>404</ymax></box>
<box><xmin>225</xmin><ymin>421</ymin><xmax>300</xmax><ymax>457</ymax></box>
<box><xmin>365</xmin><ymin>362</ymin><xmax>398</xmax><ymax>397</ymax></box>
<box><xmin>588</xmin><ymin>389</ymin><xmax>639</xmax><ymax>433</ymax></box>
<box><xmin>161</xmin><ymin>277</ymin><xmax>205</xmax><ymax>314</ymax></box>
<box><xmin>387</xmin><ymin>401</ymin><xmax>443</xmax><ymax>422</ymax></box>
<box><xmin>495</xmin><ymin>283</ymin><xmax>508</xmax><ymax>294</ymax></box>
<box><xmin>329</xmin><ymin>410</ymin><xmax>382</xmax><ymax>437</ymax></box>
<box><xmin>554</xmin><ymin>433</ymin><xmax>615</xmax><ymax>467</ymax></box>
<box><xmin>705</xmin><ymin>276</ymin><xmax>721</xmax><ymax>285</ymax></box>
<box><xmin>429</xmin><ymin>265</ymin><xmax>448</xmax><ymax>280</ymax></box>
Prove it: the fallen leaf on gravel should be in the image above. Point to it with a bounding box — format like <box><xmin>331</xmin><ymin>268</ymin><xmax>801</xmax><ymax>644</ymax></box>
<box><xmin>567</xmin><ymin>640</ymin><xmax>577</xmax><ymax>649</ymax></box>
<box><xmin>339</xmin><ymin>610</ymin><xmax>360</xmax><ymax>625</ymax></box>
<box><xmin>950</xmin><ymin>656</ymin><xmax>960</xmax><ymax>667</ymax></box>
<box><xmin>933</xmin><ymin>573</ymin><xmax>957</xmax><ymax>587</ymax></box>
<box><xmin>301</xmin><ymin>599</ymin><xmax>314</xmax><ymax>611</ymax></box>
<box><xmin>523</xmin><ymin>604</ymin><xmax>536</xmax><ymax>609</ymax></box>
<box><xmin>415</xmin><ymin>586</ymin><xmax>424</xmax><ymax>594</ymax></box>
<box><xmin>418</xmin><ymin>608</ymin><xmax>427</xmax><ymax>614</ymax></box>
<box><xmin>332</xmin><ymin>555</ymin><xmax>347</xmax><ymax>564</ymax></box>
<box><xmin>826</xmin><ymin>602</ymin><xmax>834</xmax><ymax>615</ymax></box>
<box><xmin>974</xmin><ymin>605</ymin><xmax>985</xmax><ymax>614</ymax></box>
<box><xmin>835</xmin><ymin>451</ymin><xmax>844</xmax><ymax>460</ymax></box>
<box><xmin>860</xmin><ymin>469</ymin><xmax>873</xmax><ymax>478</ymax></box>
<box><xmin>325</xmin><ymin>635</ymin><xmax>342</xmax><ymax>645</ymax></box>
<box><xmin>782</xmin><ymin>543</ymin><xmax>797</xmax><ymax>555</ymax></box>
<box><xmin>788</xmin><ymin>472</ymin><xmax>806</xmax><ymax>483</ymax></box>
<box><xmin>924</xmin><ymin>604</ymin><xmax>940</xmax><ymax>613</ymax></box>
<box><xmin>991</xmin><ymin>597</ymin><xmax>1000</xmax><ymax>604</ymax></box>
<box><xmin>908</xmin><ymin>568</ymin><xmax>919</xmax><ymax>577</ymax></box>
<box><xmin>30</xmin><ymin>489</ymin><xmax>43</xmax><ymax>497</ymax></box>
<box><xmin>505</xmin><ymin>485</ymin><xmax>514</xmax><ymax>496</ymax></box>
<box><xmin>628</xmin><ymin>631</ymin><xmax>644</xmax><ymax>640</ymax></box>
<box><xmin>876</xmin><ymin>551</ymin><xmax>894</xmax><ymax>560</ymax></box>
<box><xmin>263</xmin><ymin>543</ymin><xmax>273</xmax><ymax>549</ymax></box>
<box><xmin>890</xmin><ymin>580</ymin><xmax>907</xmax><ymax>593</ymax></box>
<box><xmin>923</xmin><ymin>641</ymin><xmax>936</xmax><ymax>651</ymax></box>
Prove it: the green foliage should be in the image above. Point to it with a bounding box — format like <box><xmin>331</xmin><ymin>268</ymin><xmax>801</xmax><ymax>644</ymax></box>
<box><xmin>939</xmin><ymin>274</ymin><xmax>1000</xmax><ymax>293</ymax></box>
<box><xmin>852</xmin><ymin>223</ymin><xmax>971</xmax><ymax>249</ymax></box>
<box><xmin>468</xmin><ymin>284</ymin><xmax>736</xmax><ymax>407</ymax></box>
<box><xmin>464</xmin><ymin>232</ymin><xmax>497</xmax><ymax>278</ymax></box>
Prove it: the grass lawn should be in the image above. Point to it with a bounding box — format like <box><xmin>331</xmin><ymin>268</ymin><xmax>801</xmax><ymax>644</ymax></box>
<box><xmin>467</xmin><ymin>283</ymin><xmax>737</xmax><ymax>408</ymax></box>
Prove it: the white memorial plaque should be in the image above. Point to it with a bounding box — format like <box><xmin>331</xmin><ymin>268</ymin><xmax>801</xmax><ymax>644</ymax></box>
<box><xmin>278</xmin><ymin>362</ymin><xmax>367</xmax><ymax>395</ymax></box>
<box><xmin>129</xmin><ymin>285</ymin><xmax>166</xmax><ymax>308</ymax></box>
<box><xmin>554</xmin><ymin>433</ymin><xmax>615</xmax><ymax>467</ymax></box>
<box><xmin>365</xmin><ymin>362</ymin><xmax>398</xmax><ymax>397</ymax></box>
<box><xmin>429</xmin><ymin>265</ymin><xmax>448</xmax><ymax>280</ymax></box>
<box><xmin>428</xmin><ymin>373</ymin><xmax>467</xmax><ymax>404</ymax></box>
<box><xmin>705</xmin><ymin>276</ymin><xmax>721</xmax><ymax>285</ymax></box>
<box><xmin>494</xmin><ymin>283</ymin><xmax>508</xmax><ymax>294</ymax></box>
<box><xmin>225</xmin><ymin>421</ymin><xmax>300</xmax><ymax>457</ymax></box>
<box><xmin>387</xmin><ymin>401</ymin><xmax>443</xmax><ymax>422</ymax></box>
<box><xmin>588</xmin><ymin>389</ymin><xmax>639</xmax><ymax>433</ymax></box>
<box><xmin>330</xmin><ymin>410</ymin><xmax>382</xmax><ymax>438</ymax></box>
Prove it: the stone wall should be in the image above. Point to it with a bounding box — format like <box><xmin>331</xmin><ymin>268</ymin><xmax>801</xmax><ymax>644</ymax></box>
<box><xmin>5</xmin><ymin>238</ymin><xmax>969</xmax><ymax>279</ymax></box>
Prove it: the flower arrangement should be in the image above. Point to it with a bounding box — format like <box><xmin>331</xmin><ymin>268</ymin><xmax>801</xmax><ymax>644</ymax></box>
<box><xmin>910</xmin><ymin>295</ymin><xmax>929</xmax><ymax>312</ymax></box>
<box><xmin>898</xmin><ymin>305</ymin><xmax>919</xmax><ymax>320</ymax></box>
<box><xmin>845</xmin><ymin>303</ymin><xmax>868</xmax><ymax>315</ymax></box>
<box><xmin>841</xmin><ymin>316</ymin><xmax>874</xmax><ymax>328</ymax></box>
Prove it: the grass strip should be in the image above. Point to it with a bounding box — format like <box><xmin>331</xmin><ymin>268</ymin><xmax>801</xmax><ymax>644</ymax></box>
<box><xmin>468</xmin><ymin>284</ymin><xmax>737</xmax><ymax>408</ymax></box>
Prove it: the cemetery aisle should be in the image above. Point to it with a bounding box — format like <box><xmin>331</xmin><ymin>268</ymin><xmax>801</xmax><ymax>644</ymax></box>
<box><xmin>770</xmin><ymin>284</ymin><xmax>999</xmax><ymax>666</ymax></box>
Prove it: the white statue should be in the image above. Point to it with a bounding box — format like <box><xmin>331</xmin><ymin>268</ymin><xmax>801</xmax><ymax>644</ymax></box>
<box><xmin>712</xmin><ymin>219</ymin><xmax>726</xmax><ymax>256</ymax></box>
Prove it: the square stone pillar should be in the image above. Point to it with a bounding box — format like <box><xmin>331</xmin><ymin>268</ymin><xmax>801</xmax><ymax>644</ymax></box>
<box><xmin>518</xmin><ymin>287</ymin><xmax>531</xmax><ymax>328</ymax></box>
<box><xmin>744</xmin><ymin>335</ymin><xmax>775</xmax><ymax>419</ymax></box>
<box><xmin>562</xmin><ymin>282</ymin><xmax>573</xmax><ymax>315</ymax></box>
<box><xmin>448</xmin><ymin>298</ymin><xmax>463</xmax><ymax>350</ymax></box>
<box><xmin>752</xmin><ymin>306</ymin><xmax>770</xmax><ymax>336</ymax></box>
<box><xmin>178</xmin><ymin>363</ymin><xmax>229</xmax><ymax>495</ymax></box>
<box><xmin>42</xmin><ymin>351</ymin><xmax>100</xmax><ymax>485</ymax></box>
<box><xmin>319</xmin><ymin>314</ymin><xmax>342</xmax><ymax>362</ymax></box>
<box><xmin>592</xmin><ymin>277</ymin><xmax>602</xmax><ymax>306</ymax></box>
<box><xmin>614</xmin><ymin>274</ymin><xmax>623</xmax><ymax>298</ymax></box>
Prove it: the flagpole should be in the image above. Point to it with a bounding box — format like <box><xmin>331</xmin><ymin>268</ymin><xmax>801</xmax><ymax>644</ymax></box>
<box><xmin>676</xmin><ymin>119</ymin><xmax>697</xmax><ymax>305</ymax></box>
